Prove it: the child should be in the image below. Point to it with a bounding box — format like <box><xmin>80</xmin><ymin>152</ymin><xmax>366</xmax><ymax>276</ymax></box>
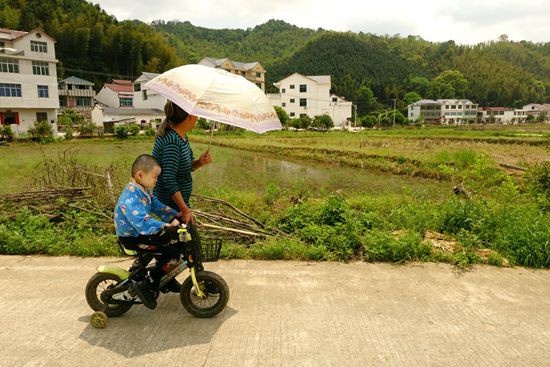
<box><xmin>114</xmin><ymin>154</ymin><xmax>181</xmax><ymax>309</ymax></box>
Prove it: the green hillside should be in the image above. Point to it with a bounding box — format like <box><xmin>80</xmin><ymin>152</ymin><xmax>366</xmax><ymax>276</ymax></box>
<box><xmin>1</xmin><ymin>0</ymin><xmax>549</xmax><ymax>108</ymax></box>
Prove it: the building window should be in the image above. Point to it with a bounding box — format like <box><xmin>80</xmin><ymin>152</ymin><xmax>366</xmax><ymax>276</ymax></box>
<box><xmin>134</xmin><ymin>83</ymin><xmax>141</xmax><ymax>92</ymax></box>
<box><xmin>36</xmin><ymin>112</ymin><xmax>48</xmax><ymax>121</ymax></box>
<box><xmin>289</xmin><ymin>112</ymin><xmax>295</xmax><ymax>117</ymax></box>
<box><xmin>256</xmin><ymin>83</ymin><xmax>262</xmax><ymax>88</ymax></box>
<box><xmin>32</xmin><ymin>61</ymin><xmax>49</xmax><ymax>75</ymax></box>
<box><xmin>241</xmin><ymin>71</ymin><xmax>246</xmax><ymax>76</ymax></box>
<box><xmin>300</xmin><ymin>114</ymin><xmax>307</xmax><ymax>118</ymax></box>
<box><xmin>282</xmin><ymin>102</ymin><xmax>286</xmax><ymax>107</ymax></box>
<box><xmin>300</xmin><ymin>84</ymin><xmax>307</xmax><ymax>92</ymax></box>
<box><xmin>37</xmin><ymin>85</ymin><xmax>49</xmax><ymax>98</ymax></box>
<box><xmin>0</xmin><ymin>83</ymin><xmax>22</xmax><ymax>97</ymax></box>
<box><xmin>290</xmin><ymin>85</ymin><xmax>295</xmax><ymax>89</ymax></box>
<box><xmin>119</xmin><ymin>98</ymin><xmax>133</xmax><ymax>107</ymax></box>
<box><xmin>1</xmin><ymin>112</ymin><xmax>17</xmax><ymax>124</ymax></box>
<box><xmin>76</xmin><ymin>97</ymin><xmax>91</xmax><ymax>107</ymax></box>
<box><xmin>451</xmin><ymin>105</ymin><xmax>456</xmax><ymax>109</ymax></box>
<box><xmin>282</xmin><ymin>88</ymin><xmax>285</xmax><ymax>93</ymax></box>
<box><xmin>77</xmin><ymin>84</ymin><xmax>89</xmax><ymax>90</ymax></box>
<box><xmin>68</xmin><ymin>84</ymin><xmax>73</xmax><ymax>90</ymax></box>
<box><xmin>290</xmin><ymin>99</ymin><xmax>295</xmax><ymax>103</ymax></box>
<box><xmin>31</xmin><ymin>40</ymin><xmax>48</xmax><ymax>53</ymax></box>
<box><xmin>332</xmin><ymin>97</ymin><xmax>337</xmax><ymax>102</ymax></box>
<box><xmin>59</xmin><ymin>97</ymin><xmax>66</xmax><ymax>107</ymax></box>
<box><xmin>142</xmin><ymin>90</ymin><xmax>148</xmax><ymax>100</ymax></box>
<box><xmin>300</xmin><ymin>98</ymin><xmax>307</xmax><ymax>107</ymax></box>
<box><xmin>256</xmin><ymin>72</ymin><xmax>261</xmax><ymax>78</ymax></box>
<box><xmin>0</xmin><ymin>42</ymin><xmax>4</xmax><ymax>53</ymax></box>
<box><xmin>0</xmin><ymin>58</ymin><xmax>19</xmax><ymax>73</ymax></box>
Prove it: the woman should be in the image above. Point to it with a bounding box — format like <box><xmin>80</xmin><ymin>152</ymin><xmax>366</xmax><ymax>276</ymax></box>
<box><xmin>152</xmin><ymin>100</ymin><xmax>212</xmax><ymax>224</ymax></box>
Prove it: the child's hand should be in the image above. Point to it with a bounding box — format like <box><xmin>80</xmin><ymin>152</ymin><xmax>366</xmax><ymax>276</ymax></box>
<box><xmin>167</xmin><ymin>218</ymin><xmax>180</xmax><ymax>227</ymax></box>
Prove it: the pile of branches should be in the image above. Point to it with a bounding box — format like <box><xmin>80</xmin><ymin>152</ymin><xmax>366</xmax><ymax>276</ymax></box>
<box><xmin>191</xmin><ymin>194</ymin><xmax>287</xmax><ymax>243</ymax></box>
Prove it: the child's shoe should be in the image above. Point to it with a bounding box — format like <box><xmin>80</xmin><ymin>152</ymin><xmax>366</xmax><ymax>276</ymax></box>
<box><xmin>132</xmin><ymin>280</ymin><xmax>157</xmax><ymax>309</ymax></box>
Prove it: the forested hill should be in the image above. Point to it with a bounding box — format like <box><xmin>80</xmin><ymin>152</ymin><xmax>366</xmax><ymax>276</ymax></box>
<box><xmin>1</xmin><ymin>0</ymin><xmax>549</xmax><ymax>107</ymax></box>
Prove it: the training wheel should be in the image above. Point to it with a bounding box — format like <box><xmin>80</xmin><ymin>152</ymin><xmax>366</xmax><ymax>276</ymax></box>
<box><xmin>90</xmin><ymin>311</ymin><xmax>108</xmax><ymax>329</ymax></box>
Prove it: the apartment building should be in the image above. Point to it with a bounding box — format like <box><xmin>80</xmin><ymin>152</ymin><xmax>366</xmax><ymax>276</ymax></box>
<box><xmin>478</xmin><ymin>107</ymin><xmax>528</xmax><ymax>123</ymax></box>
<box><xmin>198</xmin><ymin>58</ymin><xmax>266</xmax><ymax>92</ymax></box>
<box><xmin>0</xmin><ymin>28</ymin><xmax>59</xmax><ymax>134</ymax></box>
<box><xmin>407</xmin><ymin>99</ymin><xmax>443</xmax><ymax>123</ymax></box>
<box><xmin>270</xmin><ymin>73</ymin><xmax>352</xmax><ymax>128</ymax></box>
<box><xmin>439</xmin><ymin>99</ymin><xmax>478</xmax><ymax>124</ymax></box>
<box><xmin>58</xmin><ymin>76</ymin><xmax>95</xmax><ymax>117</ymax></box>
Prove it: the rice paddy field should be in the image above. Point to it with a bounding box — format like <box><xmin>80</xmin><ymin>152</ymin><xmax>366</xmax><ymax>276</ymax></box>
<box><xmin>1</xmin><ymin>124</ymin><xmax>549</xmax><ymax>268</ymax></box>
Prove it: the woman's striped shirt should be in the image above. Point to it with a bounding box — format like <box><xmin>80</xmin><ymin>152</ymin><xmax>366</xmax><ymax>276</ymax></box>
<box><xmin>152</xmin><ymin>128</ymin><xmax>194</xmax><ymax>210</ymax></box>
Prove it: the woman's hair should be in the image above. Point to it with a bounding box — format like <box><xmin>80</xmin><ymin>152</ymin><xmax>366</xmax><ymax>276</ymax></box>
<box><xmin>157</xmin><ymin>100</ymin><xmax>190</xmax><ymax>137</ymax></box>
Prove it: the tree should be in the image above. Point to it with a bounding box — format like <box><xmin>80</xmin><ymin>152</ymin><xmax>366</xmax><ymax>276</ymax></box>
<box><xmin>408</xmin><ymin>76</ymin><xmax>429</xmax><ymax>96</ymax></box>
<box><xmin>274</xmin><ymin>106</ymin><xmax>289</xmax><ymax>127</ymax></box>
<box><xmin>428</xmin><ymin>70</ymin><xmax>468</xmax><ymax>99</ymax></box>
<box><xmin>128</xmin><ymin>124</ymin><xmax>140</xmax><ymax>137</ymax></box>
<box><xmin>537</xmin><ymin>111</ymin><xmax>548</xmax><ymax>123</ymax></box>
<box><xmin>311</xmin><ymin>114</ymin><xmax>334</xmax><ymax>130</ymax></box>
<box><xmin>28</xmin><ymin>120</ymin><xmax>54</xmax><ymax>142</ymax></box>
<box><xmin>79</xmin><ymin>120</ymin><xmax>97</xmax><ymax>137</ymax></box>
<box><xmin>403</xmin><ymin>91</ymin><xmax>422</xmax><ymax>106</ymax></box>
<box><xmin>355</xmin><ymin>85</ymin><xmax>377</xmax><ymax>116</ymax></box>
<box><xmin>359</xmin><ymin>115</ymin><xmax>377</xmax><ymax>128</ymax></box>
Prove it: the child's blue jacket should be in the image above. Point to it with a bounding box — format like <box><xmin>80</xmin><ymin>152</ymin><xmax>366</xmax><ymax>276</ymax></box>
<box><xmin>114</xmin><ymin>182</ymin><xmax>177</xmax><ymax>237</ymax></box>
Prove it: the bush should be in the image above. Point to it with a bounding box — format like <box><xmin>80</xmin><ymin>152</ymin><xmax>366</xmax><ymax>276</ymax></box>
<box><xmin>64</xmin><ymin>126</ymin><xmax>74</xmax><ymax>140</ymax></box>
<box><xmin>0</xmin><ymin>125</ymin><xmax>14</xmax><ymax>141</ymax></box>
<box><xmin>114</xmin><ymin>125</ymin><xmax>129</xmax><ymax>139</ymax></box>
<box><xmin>144</xmin><ymin>127</ymin><xmax>156</xmax><ymax>136</ymax></box>
<box><xmin>79</xmin><ymin>120</ymin><xmax>97</xmax><ymax>137</ymax></box>
<box><xmin>28</xmin><ymin>120</ymin><xmax>54</xmax><ymax>142</ymax></box>
<box><xmin>311</xmin><ymin>114</ymin><xmax>334</xmax><ymax>130</ymax></box>
<box><xmin>274</xmin><ymin>106</ymin><xmax>289</xmax><ymax>127</ymax></box>
<box><xmin>127</xmin><ymin>124</ymin><xmax>140</xmax><ymax>137</ymax></box>
<box><xmin>527</xmin><ymin>162</ymin><xmax>550</xmax><ymax>211</ymax></box>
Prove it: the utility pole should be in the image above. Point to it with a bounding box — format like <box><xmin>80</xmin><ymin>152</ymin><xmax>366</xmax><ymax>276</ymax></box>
<box><xmin>392</xmin><ymin>99</ymin><xmax>397</xmax><ymax>127</ymax></box>
<box><xmin>352</xmin><ymin>104</ymin><xmax>357</xmax><ymax>130</ymax></box>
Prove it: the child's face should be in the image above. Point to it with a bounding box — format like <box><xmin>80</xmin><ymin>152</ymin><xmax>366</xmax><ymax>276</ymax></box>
<box><xmin>136</xmin><ymin>165</ymin><xmax>161</xmax><ymax>189</ymax></box>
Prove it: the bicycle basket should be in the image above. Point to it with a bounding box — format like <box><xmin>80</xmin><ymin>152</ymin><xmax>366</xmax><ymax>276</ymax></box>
<box><xmin>201</xmin><ymin>238</ymin><xmax>223</xmax><ymax>262</ymax></box>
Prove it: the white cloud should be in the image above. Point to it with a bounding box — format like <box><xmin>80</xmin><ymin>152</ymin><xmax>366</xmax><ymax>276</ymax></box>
<box><xmin>92</xmin><ymin>0</ymin><xmax>550</xmax><ymax>43</ymax></box>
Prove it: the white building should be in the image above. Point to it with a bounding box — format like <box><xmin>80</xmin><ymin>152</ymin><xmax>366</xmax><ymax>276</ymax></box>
<box><xmin>478</xmin><ymin>107</ymin><xmax>528</xmax><ymax>124</ymax></box>
<box><xmin>91</xmin><ymin>105</ymin><xmax>164</xmax><ymax>133</ymax></box>
<box><xmin>58</xmin><ymin>76</ymin><xmax>95</xmax><ymax>117</ymax></box>
<box><xmin>271</xmin><ymin>73</ymin><xmax>352</xmax><ymax>128</ymax></box>
<box><xmin>199</xmin><ymin>58</ymin><xmax>266</xmax><ymax>91</ymax></box>
<box><xmin>133</xmin><ymin>72</ymin><xmax>167</xmax><ymax>109</ymax></box>
<box><xmin>0</xmin><ymin>28</ymin><xmax>59</xmax><ymax>134</ymax></box>
<box><xmin>407</xmin><ymin>99</ymin><xmax>443</xmax><ymax>123</ymax></box>
<box><xmin>95</xmin><ymin>79</ymin><xmax>134</xmax><ymax>108</ymax></box>
<box><xmin>439</xmin><ymin>99</ymin><xmax>478</xmax><ymax>124</ymax></box>
<box><xmin>522</xmin><ymin>103</ymin><xmax>550</xmax><ymax>120</ymax></box>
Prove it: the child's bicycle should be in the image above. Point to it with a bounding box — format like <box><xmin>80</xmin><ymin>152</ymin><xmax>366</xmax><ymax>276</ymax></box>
<box><xmin>85</xmin><ymin>224</ymin><xmax>229</xmax><ymax>328</ymax></box>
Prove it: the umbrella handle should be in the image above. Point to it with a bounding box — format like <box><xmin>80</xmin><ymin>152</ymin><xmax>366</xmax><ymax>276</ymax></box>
<box><xmin>209</xmin><ymin>121</ymin><xmax>214</xmax><ymax>151</ymax></box>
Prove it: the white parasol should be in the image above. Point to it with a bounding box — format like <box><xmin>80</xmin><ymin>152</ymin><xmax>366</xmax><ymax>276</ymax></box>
<box><xmin>145</xmin><ymin>64</ymin><xmax>282</xmax><ymax>134</ymax></box>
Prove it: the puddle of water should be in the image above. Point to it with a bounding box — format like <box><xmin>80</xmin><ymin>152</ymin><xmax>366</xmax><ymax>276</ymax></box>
<box><xmin>192</xmin><ymin>142</ymin><xmax>450</xmax><ymax>200</ymax></box>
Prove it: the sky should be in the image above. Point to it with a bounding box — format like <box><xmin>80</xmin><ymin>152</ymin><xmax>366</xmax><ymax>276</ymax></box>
<box><xmin>92</xmin><ymin>0</ymin><xmax>550</xmax><ymax>44</ymax></box>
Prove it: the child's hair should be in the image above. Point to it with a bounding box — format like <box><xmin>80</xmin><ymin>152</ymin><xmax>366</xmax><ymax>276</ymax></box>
<box><xmin>131</xmin><ymin>154</ymin><xmax>160</xmax><ymax>177</ymax></box>
<box><xmin>157</xmin><ymin>100</ymin><xmax>190</xmax><ymax>137</ymax></box>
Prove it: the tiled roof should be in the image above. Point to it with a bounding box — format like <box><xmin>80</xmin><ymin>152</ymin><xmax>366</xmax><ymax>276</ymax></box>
<box><xmin>59</xmin><ymin>76</ymin><xmax>94</xmax><ymax>85</ymax></box>
<box><xmin>104</xmin><ymin>80</ymin><xmax>133</xmax><ymax>93</ymax></box>
<box><xmin>199</xmin><ymin>58</ymin><xmax>261</xmax><ymax>71</ymax></box>
<box><xmin>0</xmin><ymin>28</ymin><xmax>28</xmax><ymax>40</ymax></box>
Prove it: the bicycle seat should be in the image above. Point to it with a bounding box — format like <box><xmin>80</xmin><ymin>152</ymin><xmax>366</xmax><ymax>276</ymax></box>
<box><xmin>117</xmin><ymin>240</ymin><xmax>138</xmax><ymax>256</ymax></box>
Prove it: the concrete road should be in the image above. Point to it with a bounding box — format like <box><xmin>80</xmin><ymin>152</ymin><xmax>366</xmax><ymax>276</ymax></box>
<box><xmin>0</xmin><ymin>256</ymin><xmax>549</xmax><ymax>366</ymax></box>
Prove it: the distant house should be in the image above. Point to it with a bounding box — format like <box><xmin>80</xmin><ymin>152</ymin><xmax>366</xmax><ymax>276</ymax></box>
<box><xmin>95</xmin><ymin>79</ymin><xmax>134</xmax><ymax>108</ymax></box>
<box><xmin>132</xmin><ymin>72</ymin><xmax>166</xmax><ymax>109</ymax></box>
<box><xmin>58</xmin><ymin>76</ymin><xmax>95</xmax><ymax>117</ymax></box>
<box><xmin>478</xmin><ymin>107</ymin><xmax>528</xmax><ymax>124</ymax></box>
<box><xmin>91</xmin><ymin>105</ymin><xmax>164</xmax><ymax>133</ymax></box>
<box><xmin>270</xmin><ymin>73</ymin><xmax>352</xmax><ymax>128</ymax></box>
<box><xmin>0</xmin><ymin>28</ymin><xmax>59</xmax><ymax>134</ymax></box>
<box><xmin>198</xmin><ymin>58</ymin><xmax>266</xmax><ymax>91</ymax></box>
<box><xmin>522</xmin><ymin>103</ymin><xmax>550</xmax><ymax>119</ymax></box>
<box><xmin>407</xmin><ymin>99</ymin><xmax>478</xmax><ymax>124</ymax></box>
<box><xmin>407</xmin><ymin>100</ymin><xmax>443</xmax><ymax>123</ymax></box>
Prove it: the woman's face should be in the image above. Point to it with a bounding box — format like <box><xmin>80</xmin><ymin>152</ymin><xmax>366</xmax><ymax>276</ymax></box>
<box><xmin>182</xmin><ymin>115</ymin><xmax>198</xmax><ymax>130</ymax></box>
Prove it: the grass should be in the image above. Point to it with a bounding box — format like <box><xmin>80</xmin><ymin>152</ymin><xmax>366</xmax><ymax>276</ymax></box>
<box><xmin>0</xmin><ymin>125</ymin><xmax>549</xmax><ymax>268</ymax></box>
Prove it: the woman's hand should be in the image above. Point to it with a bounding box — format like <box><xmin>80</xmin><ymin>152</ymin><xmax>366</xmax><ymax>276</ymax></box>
<box><xmin>198</xmin><ymin>149</ymin><xmax>212</xmax><ymax>167</ymax></box>
<box><xmin>179</xmin><ymin>208</ymin><xmax>194</xmax><ymax>224</ymax></box>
